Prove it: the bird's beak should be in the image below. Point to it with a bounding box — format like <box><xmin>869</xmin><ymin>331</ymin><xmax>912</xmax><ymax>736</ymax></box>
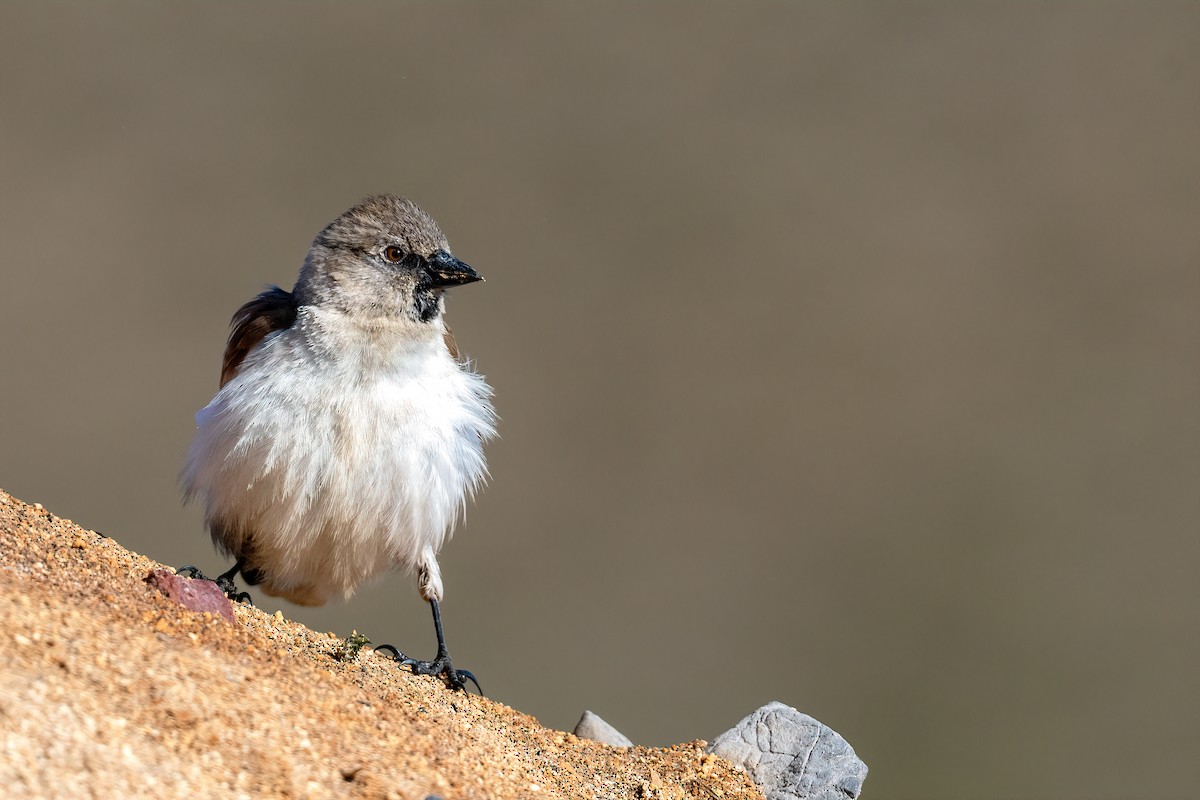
<box><xmin>427</xmin><ymin>250</ymin><xmax>482</xmax><ymax>287</ymax></box>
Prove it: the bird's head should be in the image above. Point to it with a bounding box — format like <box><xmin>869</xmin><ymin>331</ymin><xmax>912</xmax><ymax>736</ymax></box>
<box><xmin>294</xmin><ymin>194</ymin><xmax>481</xmax><ymax>323</ymax></box>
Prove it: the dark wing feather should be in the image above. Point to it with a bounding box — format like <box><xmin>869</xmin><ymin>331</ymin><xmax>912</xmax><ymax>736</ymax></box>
<box><xmin>219</xmin><ymin>286</ymin><xmax>298</xmax><ymax>388</ymax></box>
<box><xmin>443</xmin><ymin>323</ymin><xmax>461</xmax><ymax>361</ymax></box>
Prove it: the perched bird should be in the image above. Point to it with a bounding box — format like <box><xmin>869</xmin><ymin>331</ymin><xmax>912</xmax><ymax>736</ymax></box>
<box><xmin>180</xmin><ymin>195</ymin><xmax>496</xmax><ymax>690</ymax></box>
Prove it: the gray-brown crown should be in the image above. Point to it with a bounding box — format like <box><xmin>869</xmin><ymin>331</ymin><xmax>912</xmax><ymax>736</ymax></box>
<box><xmin>315</xmin><ymin>194</ymin><xmax>449</xmax><ymax>257</ymax></box>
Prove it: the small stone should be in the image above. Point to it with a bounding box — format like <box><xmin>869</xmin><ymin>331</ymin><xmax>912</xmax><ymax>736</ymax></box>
<box><xmin>573</xmin><ymin>710</ymin><xmax>633</xmax><ymax>747</ymax></box>
<box><xmin>707</xmin><ymin>701</ymin><xmax>867</xmax><ymax>800</ymax></box>
<box><xmin>145</xmin><ymin>568</ymin><xmax>236</xmax><ymax>624</ymax></box>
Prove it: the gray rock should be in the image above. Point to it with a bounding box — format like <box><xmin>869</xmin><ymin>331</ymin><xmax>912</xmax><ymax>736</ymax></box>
<box><xmin>707</xmin><ymin>702</ymin><xmax>867</xmax><ymax>800</ymax></box>
<box><xmin>572</xmin><ymin>710</ymin><xmax>633</xmax><ymax>747</ymax></box>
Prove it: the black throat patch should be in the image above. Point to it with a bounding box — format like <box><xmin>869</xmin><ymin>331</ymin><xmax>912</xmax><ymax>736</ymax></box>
<box><xmin>413</xmin><ymin>280</ymin><xmax>442</xmax><ymax>323</ymax></box>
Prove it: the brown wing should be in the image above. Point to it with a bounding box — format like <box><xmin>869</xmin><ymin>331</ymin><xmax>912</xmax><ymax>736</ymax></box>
<box><xmin>219</xmin><ymin>286</ymin><xmax>298</xmax><ymax>388</ymax></box>
<box><xmin>443</xmin><ymin>323</ymin><xmax>461</xmax><ymax>361</ymax></box>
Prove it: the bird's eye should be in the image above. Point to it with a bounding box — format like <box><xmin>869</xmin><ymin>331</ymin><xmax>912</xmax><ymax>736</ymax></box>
<box><xmin>383</xmin><ymin>245</ymin><xmax>406</xmax><ymax>263</ymax></box>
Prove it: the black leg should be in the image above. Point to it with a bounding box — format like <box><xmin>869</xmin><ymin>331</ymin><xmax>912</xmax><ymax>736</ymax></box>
<box><xmin>430</xmin><ymin>598</ymin><xmax>450</xmax><ymax>661</ymax></box>
<box><xmin>374</xmin><ymin>600</ymin><xmax>482</xmax><ymax>694</ymax></box>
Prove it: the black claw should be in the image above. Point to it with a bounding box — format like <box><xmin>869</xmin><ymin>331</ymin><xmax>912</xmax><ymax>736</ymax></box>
<box><xmin>374</xmin><ymin>644</ymin><xmax>410</xmax><ymax>663</ymax></box>
<box><xmin>454</xmin><ymin>669</ymin><xmax>483</xmax><ymax>695</ymax></box>
<box><xmin>214</xmin><ymin>575</ymin><xmax>239</xmax><ymax>598</ymax></box>
<box><xmin>373</xmin><ymin>646</ymin><xmax>483</xmax><ymax>695</ymax></box>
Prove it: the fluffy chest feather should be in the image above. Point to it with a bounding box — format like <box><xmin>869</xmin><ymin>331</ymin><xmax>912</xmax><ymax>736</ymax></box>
<box><xmin>182</xmin><ymin>307</ymin><xmax>495</xmax><ymax>600</ymax></box>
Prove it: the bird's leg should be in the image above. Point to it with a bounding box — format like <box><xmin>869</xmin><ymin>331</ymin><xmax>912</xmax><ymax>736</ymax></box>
<box><xmin>175</xmin><ymin>559</ymin><xmax>252</xmax><ymax>604</ymax></box>
<box><xmin>375</xmin><ymin>599</ymin><xmax>482</xmax><ymax>694</ymax></box>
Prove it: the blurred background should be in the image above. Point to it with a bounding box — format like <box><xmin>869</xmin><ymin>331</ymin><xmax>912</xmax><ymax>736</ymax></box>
<box><xmin>1</xmin><ymin>4</ymin><xmax>1197</xmax><ymax>798</ymax></box>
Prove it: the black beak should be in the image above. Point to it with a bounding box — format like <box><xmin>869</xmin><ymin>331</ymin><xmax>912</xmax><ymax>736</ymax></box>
<box><xmin>427</xmin><ymin>250</ymin><xmax>482</xmax><ymax>287</ymax></box>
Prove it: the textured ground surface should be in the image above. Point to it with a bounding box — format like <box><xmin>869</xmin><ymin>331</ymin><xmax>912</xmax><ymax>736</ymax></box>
<box><xmin>0</xmin><ymin>489</ymin><xmax>762</xmax><ymax>800</ymax></box>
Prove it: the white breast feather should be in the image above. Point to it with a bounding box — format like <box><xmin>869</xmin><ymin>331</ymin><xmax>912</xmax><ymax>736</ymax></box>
<box><xmin>180</xmin><ymin>306</ymin><xmax>495</xmax><ymax>605</ymax></box>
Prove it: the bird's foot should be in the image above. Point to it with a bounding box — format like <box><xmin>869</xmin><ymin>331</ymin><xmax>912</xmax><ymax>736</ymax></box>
<box><xmin>175</xmin><ymin>565</ymin><xmax>253</xmax><ymax>605</ymax></box>
<box><xmin>374</xmin><ymin>645</ymin><xmax>482</xmax><ymax>694</ymax></box>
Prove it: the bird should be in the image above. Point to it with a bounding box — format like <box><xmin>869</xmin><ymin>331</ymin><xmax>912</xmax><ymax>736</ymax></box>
<box><xmin>179</xmin><ymin>194</ymin><xmax>496</xmax><ymax>691</ymax></box>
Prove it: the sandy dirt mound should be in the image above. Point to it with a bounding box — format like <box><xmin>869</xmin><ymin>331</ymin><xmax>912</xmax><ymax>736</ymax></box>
<box><xmin>0</xmin><ymin>489</ymin><xmax>761</xmax><ymax>800</ymax></box>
